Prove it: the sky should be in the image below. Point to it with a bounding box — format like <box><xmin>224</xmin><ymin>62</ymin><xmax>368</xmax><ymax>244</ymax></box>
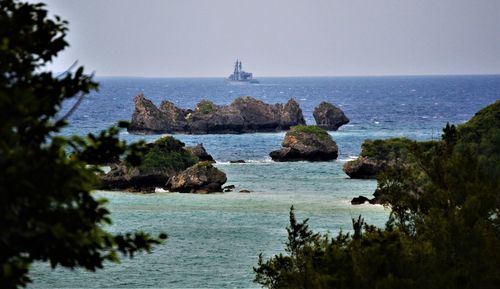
<box><xmin>41</xmin><ymin>0</ymin><xmax>500</xmax><ymax>77</ymax></box>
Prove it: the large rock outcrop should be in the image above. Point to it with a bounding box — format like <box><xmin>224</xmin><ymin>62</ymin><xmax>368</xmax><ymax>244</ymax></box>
<box><xmin>167</xmin><ymin>162</ymin><xmax>227</xmax><ymax>194</ymax></box>
<box><xmin>270</xmin><ymin>125</ymin><xmax>338</xmax><ymax>162</ymax></box>
<box><xmin>128</xmin><ymin>95</ymin><xmax>306</xmax><ymax>134</ymax></box>
<box><xmin>313</xmin><ymin>101</ymin><xmax>349</xmax><ymax>131</ymax></box>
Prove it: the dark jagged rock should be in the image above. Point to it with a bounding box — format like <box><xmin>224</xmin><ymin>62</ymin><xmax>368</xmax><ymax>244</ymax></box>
<box><xmin>185</xmin><ymin>144</ymin><xmax>215</xmax><ymax>163</ymax></box>
<box><xmin>98</xmin><ymin>136</ymin><xmax>197</xmax><ymax>192</ymax></box>
<box><xmin>270</xmin><ymin>125</ymin><xmax>338</xmax><ymax>162</ymax></box>
<box><xmin>128</xmin><ymin>93</ymin><xmax>171</xmax><ymax>134</ymax></box>
<box><xmin>99</xmin><ymin>163</ymin><xmax>166</xmax><ymax>193</ymax></box>
<box><xmin>313</xmin><ymin>101</ymin><xmax>349</xmax><ymax>131</ymax></box>
<box><xmin>351</xmin><ymin>196</ymin><xmax>370</xmax><ymax>205</ymax></box>
<box><xmin>167</xmin><ymin>162</ymin><xmax>227</xmax><ymax>194</ymax></box>
<box><xmin>230</xmin><ymin>160</ymin><xmax>246</xmax><ymax>163</ymax></box>
<box><xmin>128</xmin><ymin>95</ymin><xmax>306</xmax><ymax>134</ymax></box>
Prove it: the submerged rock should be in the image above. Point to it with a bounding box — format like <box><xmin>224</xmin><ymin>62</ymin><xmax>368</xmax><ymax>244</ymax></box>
<box><xmin>313</xmin><ymin>101</ymin><xmax>349</xmax><ymax>131</ymax></box>
<box><xmin>270</xmin><ymin>125</ymin><xmax>338</xmax><ymax>162</ymax></box>
<box><xmin>230</xmin><ymin>160</ymin><xmax>246</xmax><ymax>163</ymax></box>
<box><xmin>167</xmin><ymin>162</ymin><xmax>227</xmax><ymax>194</ymax></box>
<box><xmin>128</xmin><ymin>95</ymin><xmax>306</xmax><ymax>134</ymax></box>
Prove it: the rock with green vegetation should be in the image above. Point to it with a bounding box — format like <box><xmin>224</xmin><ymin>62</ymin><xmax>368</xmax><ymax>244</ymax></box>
<box><xmin>128</xmin><ymin>95</ymin><xmax>306</xmax><ymax>134</ymax></box>
<box><xmin>270</xmin><ymin>125</ymin><xmax>338</xmax><ymax>161</ymax></box>
<box><xmin>167</xmin><ymin>161</ymin><xmax>227</xmax><ymax>194</ymax></box>
<box><xmin>342</xmin><ymin>138</ymin><xmax>416</xmax><ymax>179</ymax></box>
<box><xmin>99</xmin><ymin>136</ymin><xmax>197</xmax><ymax>192</ymax></box>
<box><xmin>313</xmin><ymin>101</ymin><xmax>349</xmax><ymax>130</ymax></box>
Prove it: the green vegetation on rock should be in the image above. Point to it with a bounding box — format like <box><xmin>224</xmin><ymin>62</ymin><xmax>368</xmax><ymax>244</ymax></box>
<box><xmin>140</xmin><ymin>136</ymin><xmax>197</xmax><ymax>173</ymax></box>
<box><xmin>196</xmin><ymin>100</ymin><xmax>216</xmax><ymax>114</ymax></box>
<box><xmin>290</xmin><ymin>125</ymin><xmax>330</xmax><ymax>141</ymax></box>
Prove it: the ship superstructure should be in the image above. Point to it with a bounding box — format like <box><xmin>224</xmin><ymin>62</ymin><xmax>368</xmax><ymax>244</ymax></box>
<box><xmin>227</xmin><ymin>60</ymin><xmax>259</xmax><ymax>84</ymax></box>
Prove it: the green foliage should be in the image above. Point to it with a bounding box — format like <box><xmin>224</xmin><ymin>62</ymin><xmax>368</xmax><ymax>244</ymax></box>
<box><xmin>290</xmin><ymin>125</ymin><xmax>330</xmax><ymax>141</ymax></box>
<box><xmin>0</xmin><ymin>1</ymin><xmax>165</xmax><ymax>287</ymax></box>
<box><xmin>139</xmin><ymin>136</ymin><xmax>197</xmax><ymax>173</ymax></box>
<box><xmin>195</xmin><ymin>99</ymin><xmax>216</xmax><ymax>114</ymax></box>
<box><xmin>256</xmin><ymin>101</ymin><xmax>500</xmax><ymax>289</ymax></box>
<box><xmin>359</xmin><ymin>138</ymin><xmax>416</xmax><ymax>160</ymax></box>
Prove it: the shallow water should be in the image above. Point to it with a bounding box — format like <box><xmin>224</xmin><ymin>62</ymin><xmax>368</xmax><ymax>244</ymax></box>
<box><xmin>29</xmin><ymin>76</ymin><xmax>500</xmax><ymax>288</ymax></box>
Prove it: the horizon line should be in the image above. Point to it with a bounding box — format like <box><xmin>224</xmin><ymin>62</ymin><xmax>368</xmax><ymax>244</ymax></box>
<box><xmin>90</xmin><ymin>73</ymin><xmax>500</xmax><ymax>79</ymax></box>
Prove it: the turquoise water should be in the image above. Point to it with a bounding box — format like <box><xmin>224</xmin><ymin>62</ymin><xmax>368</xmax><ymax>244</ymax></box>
<box><xmin>29</xmin><ymin>76</ymin><xmax>500</xmax><ymax>288</ymax></box>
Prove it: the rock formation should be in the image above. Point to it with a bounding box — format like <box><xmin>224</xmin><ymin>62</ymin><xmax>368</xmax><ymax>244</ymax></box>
<box><xmin>98</xmin><ymin>136</ymin><xmax>198</xmax><ymax>192</ymax></box>
<box><xmin>342</xmin><ymin>157</ymin><xmax>386</xmax><ymax>179</ymax></box>
<box><xmin>128</xmin><ymin>95</ymin><xmax>306</xmax><ymax>134</ymax></box>
<box><xmin>313</xmin><ymin>101</ymin><xmax>349</xmax><ymax>131</ymax></box>
<box><xmin>185</xmin><ymin>144</ymin><xmax>215</xmax><ymax>163</ymax></box>
<box><xmin>167</xmin><ymin>162</ymin><xmax>227</xmax><ymax>194</ymax></box>
<box><xmin>270</xmin><ymin>125</ymin><xmax>338</xmax><ymax>162</ymax></box>
<box><xmin>342</xmin><ymin>138</ymin><xmax>414</xmax><ymax>179</ymax></box>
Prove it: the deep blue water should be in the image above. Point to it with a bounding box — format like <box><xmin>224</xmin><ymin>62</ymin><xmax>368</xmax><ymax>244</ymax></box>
<box><xmin>30</xmin><ymin>75</ymin><xmax>500</xmax><ymax>288</ymax></box>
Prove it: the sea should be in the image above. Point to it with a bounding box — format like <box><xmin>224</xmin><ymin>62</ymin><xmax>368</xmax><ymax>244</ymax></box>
<box><xmin>29</xmin><ymin>75</ymin><xmax>500</xmax><ymax>288</ymax></box>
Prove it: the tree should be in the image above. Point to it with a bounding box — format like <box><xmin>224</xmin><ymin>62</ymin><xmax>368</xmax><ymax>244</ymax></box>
<box><xmin>255</xmin><ymin>101</ymin><xmax>500</xmax><ymax>289</ymax></box>
<box><xmin>0</xmin><ymin>1</ymin><xmax>166</xmax><ymax>287</ymax></box>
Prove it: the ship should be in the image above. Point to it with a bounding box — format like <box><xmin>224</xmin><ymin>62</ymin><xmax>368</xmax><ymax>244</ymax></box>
<box><xmin>226</xmin><ymin>59</ymin><xmax>259</xmax><ymax>84</ymax></box>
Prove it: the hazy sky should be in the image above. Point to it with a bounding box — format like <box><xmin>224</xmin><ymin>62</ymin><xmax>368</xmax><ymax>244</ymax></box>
<box><xmin>41</xmin><ymin>0</ymin><xmax>500</xmax><ymax>77</ymax></box>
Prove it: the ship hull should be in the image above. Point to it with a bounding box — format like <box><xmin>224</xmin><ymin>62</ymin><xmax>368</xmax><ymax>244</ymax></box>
<box><xmin>225</xmin><ymin>79</ymin><xmax>259</xmax><ymax>85</ymax></box>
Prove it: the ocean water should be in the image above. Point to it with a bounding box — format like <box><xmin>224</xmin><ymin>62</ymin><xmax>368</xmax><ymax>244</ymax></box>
<box><xmin>30</xmin><ymin>75</ymin><xmax>500</xmax><ymax>288</ymax></box>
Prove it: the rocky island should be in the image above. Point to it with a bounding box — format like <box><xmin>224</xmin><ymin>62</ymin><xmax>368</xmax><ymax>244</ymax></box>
<box><xmin>313</xmin><ymin>101</ymin><xmax>350</xmax><ymax>130</ymax></box>
<box><xmin>270</xmin><ymin>125</ymin><xmax>338</xmax><ymax>162</ymax></box>
<box><xmin>128</xmin><ymin>94</ymin><xmax>306</xmax><ymax>134</ymax></box>
<box><xmin>98</xmin><ymin>136</ymin><xmax>226</xmax><ymax>193</ymax></box>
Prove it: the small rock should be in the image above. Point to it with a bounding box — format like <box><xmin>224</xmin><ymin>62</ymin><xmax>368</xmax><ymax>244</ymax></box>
<box><xmin>167</xmin><ymin>162</ymin><xmax>227</xmax><ymax>193</ymax></box>
<box><xmin>313</xmin><ymin>101</ymin><xmax>349</xmax><ymax>131</ymax></box>
<box><xmin>270</xmin><ymin>125</ymin><xmax>338</xmax><ymax>162</ymax></box>
<box><xmin>230</xmin><ymin>160</ymin><xmax>246</xmax><ymax>163</ymax></box>
<box><xmin>351</xmin><ymin>196</ymin><xmax>370</xmax><ymax>205</ymax></box>
<box><xmin>239</xmin><ymin>189</ymin><xmax>251</xmax><ymax>193</ymax></box>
